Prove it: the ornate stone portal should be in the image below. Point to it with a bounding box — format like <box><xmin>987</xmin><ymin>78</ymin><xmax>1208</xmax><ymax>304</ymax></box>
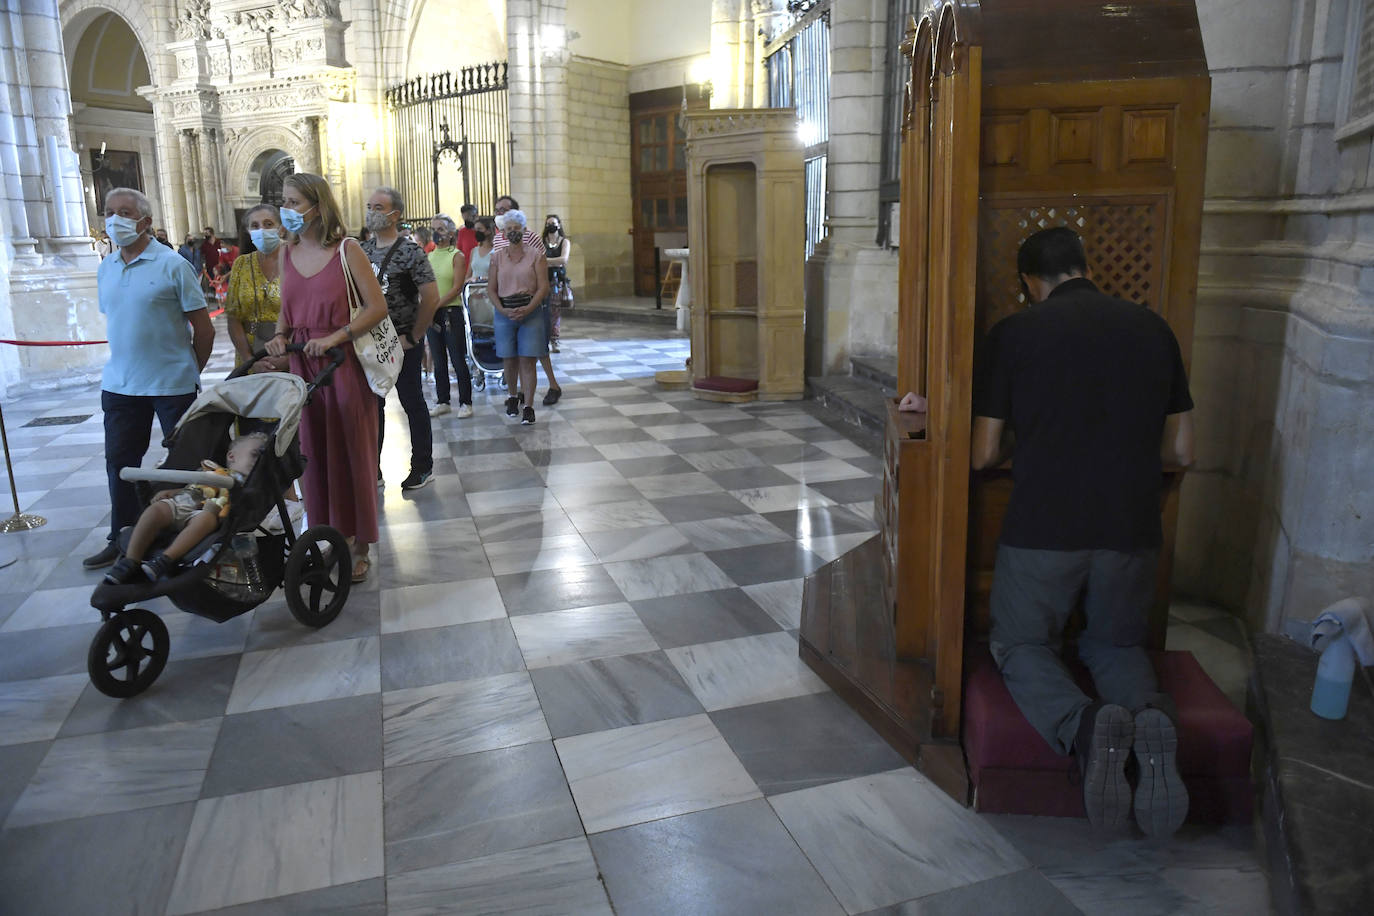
<box><xmin>151</xmin><ymin>0</ymin><xmax>362</xmax><ymax>235</ymax></box>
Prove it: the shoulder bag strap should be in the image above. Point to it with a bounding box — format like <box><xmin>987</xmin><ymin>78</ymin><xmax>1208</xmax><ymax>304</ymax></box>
<box><xmin>338</xmin><ymin>238</ymin><xmax>364</xmax><ymax>319</ymax></box>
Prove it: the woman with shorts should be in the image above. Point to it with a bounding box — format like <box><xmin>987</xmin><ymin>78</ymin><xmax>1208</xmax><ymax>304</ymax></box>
<box><xmin>487</xmin><ymin>210</ymin><xmax>549</xmax><ymax>425</ymax></box>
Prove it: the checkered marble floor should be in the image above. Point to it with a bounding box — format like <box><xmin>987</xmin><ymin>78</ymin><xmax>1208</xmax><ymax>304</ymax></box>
<box><xmin>0</xmin><ymin>316</ymin><xmax>1266</xmax><ymax>914</ymax></box>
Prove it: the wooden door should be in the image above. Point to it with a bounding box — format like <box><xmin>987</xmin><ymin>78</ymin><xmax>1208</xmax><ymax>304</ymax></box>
<box><xmin>630</xmin><ymin>89</ymin><xmax>706</xmax><ymax>296</ymax></box>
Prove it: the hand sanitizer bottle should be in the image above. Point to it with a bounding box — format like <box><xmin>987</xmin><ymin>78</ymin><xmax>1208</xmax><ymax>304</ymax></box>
<box><xmin>1310</xmin><ymin>634</ymin><xmax>1357</xmax><ymax>720</ymax></box>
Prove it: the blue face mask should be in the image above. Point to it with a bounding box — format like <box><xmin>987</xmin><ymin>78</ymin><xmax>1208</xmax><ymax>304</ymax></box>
<box><xmin>280</xmin><ymin>205</ymin><xmax>314</xmax><ymax>234</ymax></box>
<box><xmin>104</xmin><ymin>214</ymin><xmax>144</xmax><ymax>248</ymax></box>
<box><xmin>250</xmin><ymin>228</ymin><xmax>281</xmax><ymax>253</ymax></box>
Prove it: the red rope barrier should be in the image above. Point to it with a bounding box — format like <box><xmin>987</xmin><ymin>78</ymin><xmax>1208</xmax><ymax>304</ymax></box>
<box><xmin>0</xmin><ymin>307</ymin><xmax>226</xmax><ymax>347</ymax></box>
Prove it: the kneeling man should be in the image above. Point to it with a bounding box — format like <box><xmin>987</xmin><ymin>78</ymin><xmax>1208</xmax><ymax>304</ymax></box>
<box><xmin>969</xmin><ymin>227</ymin><xmax>1195</xmax><ymax>837</ymax></box>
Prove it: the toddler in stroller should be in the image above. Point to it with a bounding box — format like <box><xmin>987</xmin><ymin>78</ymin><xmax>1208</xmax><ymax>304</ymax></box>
<box><xmin>104</xmin><ymin>431</ymin><xmax>270</xmax><ymax>584</ymax></box>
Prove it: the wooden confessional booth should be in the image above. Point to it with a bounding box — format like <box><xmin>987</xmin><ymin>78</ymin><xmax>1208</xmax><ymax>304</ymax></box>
<box><xmin>800</xmin><ymin>0</ymin><xmax>1216</xmax><ymax>804</ymax></box>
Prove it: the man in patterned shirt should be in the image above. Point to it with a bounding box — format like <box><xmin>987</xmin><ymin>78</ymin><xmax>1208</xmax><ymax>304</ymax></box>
<box><xmin>362</xmin><ymin>186</ymin><xmax>441</xmax><ymax>491</ymax></box>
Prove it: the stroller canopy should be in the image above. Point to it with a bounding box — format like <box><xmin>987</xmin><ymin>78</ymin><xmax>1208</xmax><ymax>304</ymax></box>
<box><xmin>174</xmin><ymin>372</ymin><xmax>308</xmax><ymax>456</ymax></box>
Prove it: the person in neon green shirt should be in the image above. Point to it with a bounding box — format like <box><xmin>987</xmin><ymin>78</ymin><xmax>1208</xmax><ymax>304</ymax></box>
<box><xmin>425</xmin><ymin>213</ymin><xmax>473</xmax><ymax>418</ymax></box>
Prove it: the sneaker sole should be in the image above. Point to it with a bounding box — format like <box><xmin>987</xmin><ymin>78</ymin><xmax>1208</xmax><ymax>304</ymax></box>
<box><xmin>401</xmin><ymin>476</ymin><xmax>434</xmax><ymax>491</ymax></box>
<box><xmin>1133</xmin><ymin>708</ymin><xmax>1188</xmax><ymax>838</ymax></box>
<box><xmin>1082</xmin><ymin>703</ymin><xmax>1134</xmax><ymax>830</ymax></box>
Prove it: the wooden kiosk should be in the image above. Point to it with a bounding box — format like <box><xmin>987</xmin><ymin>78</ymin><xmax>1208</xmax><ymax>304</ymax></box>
<box><xmin>799</xmin><ymin>0</ymin><xmax>1212</xmax><ymax>802</ymax></box>
<box><xmin>681</xmin><ymin>109</ymin><xmax>806</xmax><ymax>402</ymax></box>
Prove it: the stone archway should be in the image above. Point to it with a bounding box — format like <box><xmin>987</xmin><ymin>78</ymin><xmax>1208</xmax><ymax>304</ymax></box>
<box><xmin>249</xmin><ymin>149</ymin><xmax>296</xmax><ymax>205</ymax></box>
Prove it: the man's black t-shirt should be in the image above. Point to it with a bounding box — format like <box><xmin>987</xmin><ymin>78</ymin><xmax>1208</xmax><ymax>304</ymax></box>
<box><xmin>973</xmin><ymin>278</ymin><xmax>1193</xmax><ymax>551</ymax></box>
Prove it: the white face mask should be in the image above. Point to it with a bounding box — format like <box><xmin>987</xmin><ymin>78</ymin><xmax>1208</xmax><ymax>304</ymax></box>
<box><xmin>104</xmin><ymin>214</ymin><xmax>145</xmax><ymax>248</ymax></box>
<box><xmin>249</xmin><ymin>228</ymin><xmax>281</xmax><ymax>253</ymax></box>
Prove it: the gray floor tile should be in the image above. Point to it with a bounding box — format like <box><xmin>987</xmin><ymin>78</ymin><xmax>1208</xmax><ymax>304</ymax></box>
<box><xmin>583</xmin><ymin>524</ymin><xmax>694</xmax><ymax>563</ymax></box>
<box><xmin>495</xmin><ymin>564</ymin><xmax>626</xmax><ymax>616</ymax></box>
<box><xmin>0</xmin><ymin>801</ymin><xmax>197</xmax><ymax>916</ymax></box>
<box><xmin>763</xmin><ymin>504</ymin><xmax>878</xmax><ymax>540</ymax></box>
<box><xmin>0</xmin><ymin>672</ymin><xmax>87</xmax><ymax>745</ymax></box>
<box><xmin>201</xmin><ymin>694</ymin><xmax>383</xmax><ymax>798</ymax></box>
<box><xmin>165</xmin><ymin>772</ymin><xmax>384</xmax><ymax>915</ymax></box>
<box><xmin>474</xmin><ymin>507</ymin><xmax>578</xmax><ymax>543</ymax></box>
<box><xmin>668</xmin><ymin>631</ymin><xmax>829</xmax><ymax>711</ymax></box>
<box><xmin>590</xmin><ymin>799</ymin><xmax>844</xmax><ymax>916</ymax></box>
<box><xmin>186</xmin><ymin>878</ymin><xmax>386</xmax><ymax>916</ymax></box>
<box><xmin>383</xmin><ymin>671</ymin><xmax>550</xmax><ymax>766</ymax></box>
<box><xmin>650</xmin><ymin>490</ymin><xmax>755</xmax><ymax>522</ymax></box>
<box><xmin>386</xmin><ymin>836</ymin><xmax>611</xmax><ymax>916</ymax></box>
<box><xmin>511</xmin><ymin>602</ymin><xmax>659</xmax><ymax>668</ymax></box>
<box><xmin>705</xmin><ymin>465</ymin><xmax>803</xmax><ymax>491</ymax></box>
<box><xmin>0</xmin><ymin>740</ymin><xmax>49</xmax><ymax>825</ymax></box>
<box><xmin>609</xmin><ymin>454</ymin><xmax>697</xmax><ymax>478</ymax></box>
<box><xmin>460</xmin><ymin>467</ymin><xmax>548</xmax><ymax>493</ymax></box>
<box><xmin>631</xmin><ymin>588</ymin><xmax>781</xmax><ymax>649</ymax></box>
<box><xmin>226</xmin><ymin>637</ymin><xmax>380</xmax><ymax>715</ymax></box>
<box><xmin>529</xmin><ymin>650</ymin><xmax>704</xmax><ymax>738</ymax></box>
<box><xmin>384</xmin><ymin>741</ymin><xmax>583</xmax><ymax>874</ymax></box>
<box><xmin>58</xmin><ymin>654</ymin><xmax>240</xmax><ymax>738</ymax></box>
<box><xmin>711</xmin><ymin>692</ymin><xmax>908</xmax><ymax>795</ymax></box>
<box><xmin>809</xmin><ymin>476</ymin><xmax>882</xmax><ymax>505</ymax></box>
<box><xmin>381</xmin><ymin>618</ymin><xmax>524</xmax><ymax>690</ymax></box>
<box><xmin>859</xmin><ymin>868</ymin><xmax>1083</xmax><ymax>915</ymax></box>
<box><xmin>522</xmin><ymin>445</ymin><xmax>606</xmax><ymax>467</ymax></box>
<box><xmin>707</xmin><ymin>541</ymin><xmax>826</xmax><ymax>587</ymax></box>
<box><xmin>7</xmin><ymin>718</ymin><xmax>221</xmax><ymax>828</ymax></box>
<box><xmin>245</xmin><ymin>590</ymin><xmax>382</xmax><ymax>652</ymax></box>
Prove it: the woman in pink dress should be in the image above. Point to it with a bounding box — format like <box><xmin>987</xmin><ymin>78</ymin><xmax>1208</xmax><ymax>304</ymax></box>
<box><xmin>265</xmin><ymin>173</ymin><xmax>389</xmax><ymax>582</ymax></box>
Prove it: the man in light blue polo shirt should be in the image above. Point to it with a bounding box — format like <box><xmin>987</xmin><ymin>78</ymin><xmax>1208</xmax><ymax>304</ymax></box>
<box><xmin>83</xmin><ymin>188</ymin><xmax>216</xmax><ymax>569</ymax></box>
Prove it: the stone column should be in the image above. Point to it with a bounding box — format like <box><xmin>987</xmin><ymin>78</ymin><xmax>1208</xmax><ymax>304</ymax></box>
<box><xmin>179</xmin><ymin>129</ymin><xmax>205</xmax><ymax>230</ymax></box>
<box><xmin>151</xmin><ymin>98</ymin><xmax>188</xmax><ymax>239</ymax></box>
<box><xmin>198</xmin><ymin>128</ymin><xmax>230</xmax><ymax>231</ymax></box>
<box><xmin>506</xmin><ymin>0</ymin><xmax>571</xmax><ymax>217</ymax></box>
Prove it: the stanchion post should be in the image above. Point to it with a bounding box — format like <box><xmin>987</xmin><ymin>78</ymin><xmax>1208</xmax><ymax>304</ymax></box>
<box><xmin>0</xmin><ymin>400</ymin><xmax>48</xmax><ymax>534</ymax></box>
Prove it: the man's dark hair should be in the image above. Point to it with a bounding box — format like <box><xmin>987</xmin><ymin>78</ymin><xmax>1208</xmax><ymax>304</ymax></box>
<box><xmin>496</xmin><ymin>194</ymin><xmax>519</xmax><ymax>210</ymax></box>
<box><xmin>1017</xmin><ymin>227</ymin><xmax>1087</xmax><ymax>280</ymax></box>
<box><xmin>460</xmin><ymin>203</ymin><xmax>478</xmax><ymax>216</ymax></box>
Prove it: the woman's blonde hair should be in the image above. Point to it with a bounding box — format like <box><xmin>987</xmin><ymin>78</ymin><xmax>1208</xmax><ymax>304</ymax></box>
<box><xmin>283</xmin><ymin>173</ymin><xmax>347</xmax><ymax>247</ymax></box>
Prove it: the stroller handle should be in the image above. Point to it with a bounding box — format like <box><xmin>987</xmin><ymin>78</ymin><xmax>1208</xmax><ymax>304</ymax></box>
<box><xmin>231</xmin><ymin>343</ymin><xmax>347</xmax><ymax>389</ymax></box>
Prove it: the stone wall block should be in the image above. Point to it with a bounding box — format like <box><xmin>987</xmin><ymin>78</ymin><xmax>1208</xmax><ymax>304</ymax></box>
<box><xmin>1204</xmin><ymin>129</ymin><xmax>1284</xmax><ymax>196</ymax></box>
<box><xmin>1197</xmin><ymin>0</ymin><xmax>1295</xmax><ymax>69</ymax></box>
<box><xmin>1294</xmin><ymin>126</ymin><xmax>1339</xmax><ymax>195</ymax></box>
<box><xmin>1209</xmin><ymin>70</ymin><xmax>1289</xmax><ymax>129</ymax></box>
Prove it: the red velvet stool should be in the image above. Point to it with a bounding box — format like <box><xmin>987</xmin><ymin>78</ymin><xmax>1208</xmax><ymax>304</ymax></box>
<box><xmin>962</xmin><ymin>645</ymin><xmax>1254</xmax><ymax>823</ymax></box>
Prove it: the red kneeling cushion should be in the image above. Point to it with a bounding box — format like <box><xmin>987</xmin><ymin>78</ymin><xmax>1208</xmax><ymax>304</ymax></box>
<box><xmin>962</xmin><ymin>644</ymin><xmax>1254</xmax><ymax>823</ymax></box>
<box><xmin>694</xmin><ymin>376</ymin><xmax>759</xmax><ymax>393</ymax></box>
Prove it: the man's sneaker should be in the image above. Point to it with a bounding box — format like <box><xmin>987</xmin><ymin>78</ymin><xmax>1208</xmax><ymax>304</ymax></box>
<box><xmin>1133</xmin><ymin>707</ymin><xmax>1188</xmax><ymax>839</ymax></box>
<box><xmin>103</xmin><ymin>556</ymin><xmax>143</xmax><ymax>585</ymax></box>
<box><xmin>521</xmin><ymin>406</ymin><xmax>536</xmax><ymax>425</ymax></box>
<box><xmin>401</xmin><ymin>470</ymin><xmax>434</xmax><ymax>491</ymax></box>
<box><xmin>1075</xmin><ymin>702</ymin><xmax>1134</xmax><ymax>830</ymax></box>
<box><xmin>504</xmin><ymin>395</ymin><xmax>520</xmax><ymax>417</ymax></box>
<box><xmin>140</xmin><ymin>553</ymin><xmax>174</xmax><ymax>581</ymax></box>
<box><xmin>83</xmin><ymin>543</ymin><xmax>120</xmax><ymax>569</ymax></box>
<box><xmin>430</xmin><ymin>403</ymin><xmax>451</xmax><ymax>417</ymax></box>
<box><xmin>542</xmin><ymin>387</ymin><xmax>562</xmax><ymax>406</ymax></box>
<box><xmin>456</xmin><ymin>404</ymin><xmax>474</xmax><ymax>419</ymax></box>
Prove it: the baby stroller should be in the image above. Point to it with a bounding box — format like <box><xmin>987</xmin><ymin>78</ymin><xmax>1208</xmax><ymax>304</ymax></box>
<box><xmin>463</xmin><ymin>280</ymin><xmax>505</xmax><ymax>391</ymax></box>
<box><xmin>86</xmin><ymin>345</ymin><xmax>353</xmax><ymax>698</ymax></box>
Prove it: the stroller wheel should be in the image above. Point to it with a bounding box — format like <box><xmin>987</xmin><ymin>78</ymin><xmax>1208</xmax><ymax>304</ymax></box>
<box><xmin>87</xmin><ymin>608</ymin><xmax>170</xmax><ymax>698</ymax></box>
<box><xmin>284</xmin><ymin>525</ymin><xmax>351</xmax><ymax>628</ymax></box>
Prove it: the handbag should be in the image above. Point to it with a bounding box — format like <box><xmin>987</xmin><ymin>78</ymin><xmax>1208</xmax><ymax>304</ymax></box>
<box><xmin>338</xmin><ymin>238</ymin><xmax>403</xmax><ymax>398</ymax></box>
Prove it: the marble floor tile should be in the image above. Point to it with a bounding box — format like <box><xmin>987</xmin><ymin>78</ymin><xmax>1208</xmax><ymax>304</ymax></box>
<box><xmin>650</xmin><ymin>490</ymin><xmax>757</xmax><ymax>523</ymax></box>
<box><xmin>583</xmin><ymin>524</ymin><xmax>694</xmax><ymax>563</ymax></box>
<box><xmin>590</xmin><ymin>799</ymin><xmax>844</xmax><ymax>916</ymax></box>
<box><xmin>632</xmin><ymin>588</ymin><xmax>781</xmax><ymax>649</ymax></box>
<box><xmin>465</xmin><ymin>486</ymin><xmax>561</xmax><ymax>518</ymax></box>
<box><xmin>602</xmin><ymin>552</ymin><xmax>736</xmax><ymax>601</ymax></box>
<box><xmin>379</xmin><ymin>545</ymin><xmax>494</xmax><ymax>588</ymax></box>
<box><xmin>245</xmin><ymin>589</ymin><xmax>382</xmax><ymax>652</ymax></box>
<box><xmin>675</xmin><ymin>513</ymin><xmax>795</xmax><ymax>552</ymax></box>
<box><xmin>202</xmin><ymin>694</ymin><xmax>383</xmax><ymax>798</ymax></box>
<box><xmin>459</xmin><ymin>466</ymin><xmax>548</xmax><ymax>493</ymax></box>
<box><xmin>645</xmin><ymin>422</ymin><xmax>717</xmax><ymax>440</ymax></box>
<box><xmin>615</xmin><ymin>400</ymin><xmax>679</xmax><ymax>416</ymax></box>
<box><xmin>730</xmin><ymin>429</ymin><xmax>803</xmax><ymax>448</ymax></box>
<box><xmin>380</xmin><ymin>577</ymin><xmax>505</xmax><ymax>633</ymax></box>
<box><xmin>628</xmin><ymin>470</ymin><xmax>724</xmax><ymax>500</ymax></box>
<box><xmin>161</xmin><ymin>607</ymin><xmax>255</xmax><ymax>660</ymax></box>
<box><xmin>0</xmin><ymin>673</ymin><xmax>88</xmax><ymax>745</ymax></box>
<box><xmin>384</xmin><ymin>741</ymin><xmax>583</xmax><ymax>874</ymax></box>
<box><xmin>451</xmin><ymin>449</ymin><xmax>536</xmax><ymax>473</ymax></box>
<box><xmin>770</xmin><ymin>769</ymin><xmax>1028</xmax><ymax>914</ymax></box>
<box><xmin>6</xmin><ymin>718</ymin><xmax>221</xmax><ymax>828</ymax></box>
<box><xmin>809</xmin><ymin>476</ymin><xmax>882</xmax><ymax>505</ymax></box>
<box><xmin>667</xmin><ymin>631</ymin><xmax>829</xmax><ymax>711</ymax></box>
<box><xmin>548</xmin><ymin>479</ymin><xmax>639</xmax><ymax>508</ymax></box>
<box><xmin>382</xmin><ymin>671</ymin><xmax>550</xmax><ymax>766</ymax></box>
<box><xmin>0</xmin><ymin>623</ymin><xmax>91</xmax><ymax>681</ymax></box>
<box><xmin>748</xmin><ymin>442</ymin><xmax>833</xmax><ymax>465</ymax></box>
<box><xmin>58</xmin><ymin>654</ymin><xmax>240</xmax><ymax>738</ymax></box>
<box><xmin>381</xmin><ymin>517</ymin><xmax>481</xmax><ymax>553</ymax></box>
<box><xmin>593</xmin><ymin>439</ymin><xmax>676</xmax><ymax>460</ymax></box>
<box><xmin>164</xmin><ymin>772</ymin><xmax>384</xmax><ymax>915</ymax></box>
<box><xmin>510</xmin><ymin>602</ymin><xmax>660</xmax><ymax>668</ymax></box>
<box><xmin>774</xmin><ymin>459</ymin><xmax>872</xmax><ymax>485</ymax></box>
<box><xmin>858</xmin><ymin>868</ymin><xmax>1082</xmax><ymax>916</ymax></box>
<box><xmin>0</xmin><ymin>584</ymin><xmax>103</xmax><ymax>632</ymax></box>
<box><xmin>542</xmin><ymin>460</ymin><xmax>628</xmax><ymax>489</ymax></box>
<box><xmin>705</xmin><ymin>465</ymin><xmax>802</xmax><ymax>491</ymax></box>
<box><xmin>495</xmin><ymin>564</ymin><xmax>627</xmax><ymax>616</ymax></box>
<box><xmin>225</xmin><ymin>637</ymin><xmax>381</xmax><ymax>715</ymax></box>
<box><xmin>681</xmin><ymin>447</ymin><xmax>766</xmax><ymax>471</ymax></box>
<box><xmin>609</xmin><ymin>454</ymin><xmax>697</xmax><ymax>478</ymax></box>
<box><xmin>386</xmin><ymin>836</ymin><xmax>611</xmax><ymax>916</ymax></box>
<box><xmin>556</xmin><ymin>713</ymin><xmax>760</xmax><ymax>833</ymax></box>
<box><xmin>530</xmin><ymin>650</ymin><xmax>704</xmax><ymax>738</ymax></box>
<box><xmin>381</xmin><ymin>618</ymin><xmax>525</xmax><ymax>690</ymax></box>
<box><xmin>707</xmin><ymin>541</ymin><xmax>826</xmax><ymax>586</ymax></box>
<box><xmin>807</xmin><ymin>532</ymin><xmax>879</xmax><ymax>562</ymax></box>
<box><xmin>816</xmin><ymin>438</ymin><xmax>876</xmax><ymax>460</ymax></box>
<box><xmin>184</xmin><ymin>879</ymin><xmax>386</xmax><ymax>916</ymax></box>
<box><xmin>764</xmin><ymin>504</ymin><xmax>878</xmax><ymax>540</ymax></box>
<box><xmin>0</xmin><ymin>740</ymin><xmax>48</xmax><ymax>824</ymax></box>
<box><xmin>743</xmin><ymin>577</ymin><xmax>806</xmax><ymax>629</ymax></box>
<box><xmin>711</xmin><ymin>692</ymin><xmax>908</xmax><ymax>795</ymax></box>
<box><xmin>474</xmin><ymin>506</ymin><xmax>578</xmax><ymax>543</ymax></box>
<box><xmin>0</xmin><ymin>801</ymin><xmax>197</xmax><ymax>916</ymax></box>
<box><xmin>730</xmin><ymin>484</ymin><xmax>837</xmax><ymax>513</ymax></box>
<box><xmin>483</xmin><ymin>532</ymin><xmax>599</xmax><ymax>576</ymax></box>
<box><xmin>565</xmin><ymin>497</ymin><xmax>671</xmax><ymax>534</ymax></box>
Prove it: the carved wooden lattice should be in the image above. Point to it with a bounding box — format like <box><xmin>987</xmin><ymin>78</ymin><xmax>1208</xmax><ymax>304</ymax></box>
<box><xmin>975</xmin><ymin>197</ymin><xmax>1168</xmax><ymax>333</ymax></box>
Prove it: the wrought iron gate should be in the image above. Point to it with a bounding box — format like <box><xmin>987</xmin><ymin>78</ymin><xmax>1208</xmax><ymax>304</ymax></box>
<box><xmin>384</xmin><ymin>62</ymin><xmax>512</xmax><ymax>218</ymax></box>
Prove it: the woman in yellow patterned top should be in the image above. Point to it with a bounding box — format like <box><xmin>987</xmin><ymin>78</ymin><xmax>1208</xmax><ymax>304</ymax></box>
<box><xmin>225</xmin><ymin>203</ymin><xmax>289</xmax><ymax>372</ymax></box>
